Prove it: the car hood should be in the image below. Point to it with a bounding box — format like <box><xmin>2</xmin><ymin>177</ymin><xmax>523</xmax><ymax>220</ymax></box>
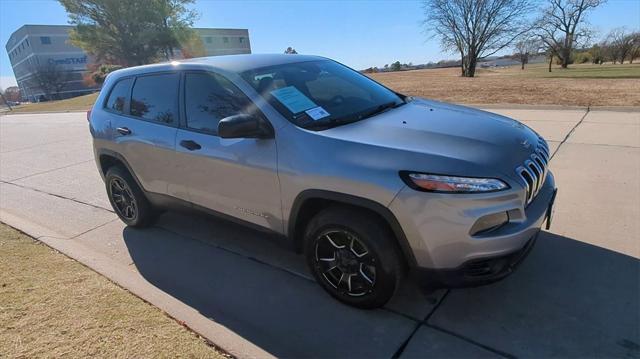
<box><xmin>319</xmin><ymin>98</ymin><xmax>542</xmax><ymax>180</ymax></box>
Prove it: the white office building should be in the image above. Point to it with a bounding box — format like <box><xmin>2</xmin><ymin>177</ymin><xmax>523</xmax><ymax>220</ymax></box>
<box><xmin>5</xmin><ymin>25</ymin><xmax>251</xmax><ymax>102</ymax></box>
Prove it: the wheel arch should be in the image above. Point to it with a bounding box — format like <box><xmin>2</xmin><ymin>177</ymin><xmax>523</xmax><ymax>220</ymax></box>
<box><xmin>288</xmin><ymin>189</ymin><xmax>417</xmax><ymax>268</ymax></box>
<box><xmin>96</xmin><ymin>149</ymin><xmax>145</xmax><ymax>191</ymax></box>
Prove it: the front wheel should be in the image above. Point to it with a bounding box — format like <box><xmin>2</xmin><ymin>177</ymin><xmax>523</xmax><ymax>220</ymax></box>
<box><xmin>304</xmin><ymin>206</ymin><xmax>403</xmax><ymax>309</ymax></box>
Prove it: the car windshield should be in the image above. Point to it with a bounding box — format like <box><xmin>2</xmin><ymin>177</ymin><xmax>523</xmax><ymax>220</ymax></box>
<box><xmin>241</xmin><ymin>60</ymin><xmax>405</xmax><ymax>130</ymax></box>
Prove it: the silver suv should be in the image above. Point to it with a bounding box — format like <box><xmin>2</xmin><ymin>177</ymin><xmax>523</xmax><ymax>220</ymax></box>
<box><xmin>89</xmin><ymin>54</ymin><xmax>557</xmax><ymax>308</ymax></box>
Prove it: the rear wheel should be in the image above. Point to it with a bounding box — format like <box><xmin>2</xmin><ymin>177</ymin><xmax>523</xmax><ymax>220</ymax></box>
<box><xmin>105</xmin><ymin>166</ymin><xmax>157</xmax><ymax>227</ymax></box>
<box><xmin>304</xmin><ymin>206</ymin><xmax>403</xmax><ymax>309</ymax></box>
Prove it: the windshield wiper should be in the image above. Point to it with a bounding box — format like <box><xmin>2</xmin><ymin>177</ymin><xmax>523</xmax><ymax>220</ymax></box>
<box><xmin>303</xmin><ymin>120</ymin><xmax>335</xmax><ymax>130</ymax></box>
<box><xmin>357</xmin><ymin>101</ymin><xmax>404</xmax><ymax>121</ymax></box>
<box><xmin>303</xmin><ymin>100</ymin><xmax>405</xmax><ymax>131</ymax></box>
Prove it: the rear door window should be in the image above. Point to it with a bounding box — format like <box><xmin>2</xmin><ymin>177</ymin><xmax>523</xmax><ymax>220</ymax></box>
<box><xmin>104</xmin><ymin>78</ymin><xmax>133</xmax><ymax>114</ymax></box>
<box><xmin>184</xmin><ymin>72</ymin><xmax>254</xmax><ymax>134</ymax></box>
<box><xmin>130</xmin><ymin>73</ymin><xmax>180</xmax><ymax>125</ymax></box>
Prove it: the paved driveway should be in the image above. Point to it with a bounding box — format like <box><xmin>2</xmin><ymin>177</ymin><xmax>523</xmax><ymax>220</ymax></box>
<box><xmin>1</xmin><ymin>108</ymin><xmax>638</xmax><ymax>358</ymax></box>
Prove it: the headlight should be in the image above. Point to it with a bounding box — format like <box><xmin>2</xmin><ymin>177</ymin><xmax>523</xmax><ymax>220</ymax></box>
<box><xmin>400</xmin><ymin>172</ymin><xmax>509</xmax><ymax>193</ymax></box>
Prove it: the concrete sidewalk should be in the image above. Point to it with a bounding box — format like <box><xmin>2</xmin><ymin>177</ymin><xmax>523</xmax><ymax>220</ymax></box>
<box><xmin>1</xmin><ymin>108</ymin><xmax>638</xmax><ymax>358</ymax></box>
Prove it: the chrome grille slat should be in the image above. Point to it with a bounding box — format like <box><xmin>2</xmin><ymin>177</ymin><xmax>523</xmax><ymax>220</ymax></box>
<box><xmin>537</xmin><ymin>148</ymin><xmax>549</xmax><ymax>163</ymax></box>
<box><xmin>520</xmin><ymin>166</ymin><xmax>536</xmax><ymax>203</ymax></box>
<box><xmin>531</xmin><ymin>154</ymin><xmax>547</xmax><ymax>186</ymax></box>
<box><xmin>517</xmin><ymin>137</ymin><xmax>550</xmax><ymax>206</ymax></box>
<box><xmin>538</xmin><ymin>147</ymin><xmax>550</xmax><ymax>160</ymax></box>
<box><xmin>535</xmin><ymin>151</ymin><xmax>548</xmax><ymax>166</ymax></box>
<box><xmin>527</xmin><ymin>160</ymin><xmax>543</xmax><ymax>194</ymax></box>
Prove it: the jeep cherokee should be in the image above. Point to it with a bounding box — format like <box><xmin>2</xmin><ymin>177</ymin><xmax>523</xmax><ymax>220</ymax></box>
<box><xmin>89</xmin><ymin>54</ymin><xmax>557</xmax><ymax>308</ymax></box>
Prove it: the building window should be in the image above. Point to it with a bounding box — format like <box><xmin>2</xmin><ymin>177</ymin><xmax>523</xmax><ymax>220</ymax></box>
<box><xmin>25</xmin><ymin>39</ymin><xmax>29</xmax><ymax>47</ymax></box>
<box><xmin>205</xmin><ymin>36</ymin><xmax>212</xmax><ymax>44</ymax></box>
<box><xmin>239</xmin><ymin>37</ymin><xmax>244</xmax><ymax>43</ymax></box>
<box><xmin>223</xmin><ymin>37</ymin><xmax>229</xmax><ymax>43</ymax></box>
<box><xmin>40</xmin><ymin>36</ymin><xmax>51</xmax><ymax>45</ymax></box>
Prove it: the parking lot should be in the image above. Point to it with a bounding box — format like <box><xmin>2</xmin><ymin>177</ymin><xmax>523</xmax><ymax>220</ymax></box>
<box><xmin>1</xmin><ymin>107</ymin><xmax>638</xmax><ymax>358</ymax></box>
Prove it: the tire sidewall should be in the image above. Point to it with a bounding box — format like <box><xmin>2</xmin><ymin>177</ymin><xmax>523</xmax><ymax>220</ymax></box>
<box><xmin>304</xmin><ymin>208</ymin><xmax>401</xmax><ymax>309</ymax></box>
<box><xmin>105</xmin><ymin>166</ymin><xmax>153</xmax><ymax>227</ymax></box>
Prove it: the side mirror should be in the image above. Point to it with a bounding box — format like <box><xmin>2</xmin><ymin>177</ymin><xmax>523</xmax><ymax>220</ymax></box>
<box><xmin>218</xmin><ymin>114</ymin><xmax>273</xmax><ymax>139</ymax></box>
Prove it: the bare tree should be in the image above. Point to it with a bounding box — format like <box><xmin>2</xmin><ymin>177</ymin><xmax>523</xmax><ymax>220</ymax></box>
<box><xmin>536</xmin><ymin>0</ymin><xmax>605</xmax><ymax>69</ymax></box>
<box><xmin>630</xmin><ymin>32</ymin><xmax>640</xmax><ymax>64</ymax></box>
<box><xmin>601</xmin><ymin>39</ymin><xmax>617</xmax><ymax>64</ymax></box>
<box><xmin>605</xmin><ymin>28</ymin><xmax>637</xmax><ymax>64</ymax></box>
<box><xmin>29</xmin><ymin>64</ymin><xmax>71</xmax><ymax>101</ymax></box>
<box><xmin>514</xmin><ymin>36</ymin><xmax>542</xmax><ymax>69</ymax></box>
<box><xmin>422</xmin><ymin>0</ymin><xmax>534</xmax><ymax>77</ymax></box>
<box><xmin>3</xmin><ymin>86</ymin><xmax>21</xmax><ymax>102</ymax></box>
<box><xmin>606</xmin><ymin>28</ymin><xmax>634</xmax><ymax>64</ymax></box>
<box><xmin>0</xmin><ymin>88</ymin><xmax>13</xmax><ymax>110</ymax></box>
<box><xmin>588</xmin><ymin>43</ymin><xmax>605</xmax><ymax>64</ymax></box>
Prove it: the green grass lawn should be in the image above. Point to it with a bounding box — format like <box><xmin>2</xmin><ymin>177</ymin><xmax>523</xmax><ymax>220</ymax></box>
<box><xmin>495</xmin><ymin>62</ymin><xmax>640</xmax><ymax>79</ymax></box>
<box><xmin>6</xmin><ymin>92</ymin><xmax>99</xmax><ymax>114</ymax></box>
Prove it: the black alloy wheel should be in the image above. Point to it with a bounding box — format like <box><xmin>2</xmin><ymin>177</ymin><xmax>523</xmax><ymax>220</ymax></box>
<box><xmin>109</xmin><ymin>177</ymin><xmax>138</xmax><ymax>221</ymax></box>
<box><xmin>304</xmin><ymin>206</ymin><xmax>403</xmax><ymax>309</ymax></box>
<box><xmin>105</xmin><ymin>166</ymin><xmax>157</xmax><ymax>227</ymax></box>
<box><xmin>314</xmin><ymin>229</ymin><xmax>377</xmax><ymax>297</ymax></box>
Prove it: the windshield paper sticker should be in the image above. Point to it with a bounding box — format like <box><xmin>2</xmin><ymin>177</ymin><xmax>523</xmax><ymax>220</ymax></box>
<box><xmin>305</xmin><ymin>106</ymin><xmax>330</xmax><ymax>121</ymax></box>
<box><xmin>270</xmin><ymin>86</ymin><xmax>317</xmax><ymax>114</ymax></box>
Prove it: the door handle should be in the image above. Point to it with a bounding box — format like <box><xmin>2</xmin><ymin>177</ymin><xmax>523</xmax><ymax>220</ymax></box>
<box><xmin>180</xmin><ymin>140</ymin><xmax>202</xmax><ymax>151</ymax></box>
<box><xmin>116</xmin><ymin>127</ymin><xmax>131</xmax><ymax>135</ymax></box>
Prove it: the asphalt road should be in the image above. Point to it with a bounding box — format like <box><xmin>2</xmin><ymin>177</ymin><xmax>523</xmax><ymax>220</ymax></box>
<box><xmin>1</xmin><ymin>107</ymin><xmax>638</xmax><ymax>358</ymax></box>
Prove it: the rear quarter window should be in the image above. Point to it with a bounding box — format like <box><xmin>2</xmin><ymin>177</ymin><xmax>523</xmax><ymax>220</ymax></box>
<box><xmin>130</xmin><ymin>73</ymin><xmax>180</xmax><ymax>125</ymax></box>
<box><xmin>104</xmin><ymin>78</ymin><xmax>133</xmax><ymax>114</ymax></box>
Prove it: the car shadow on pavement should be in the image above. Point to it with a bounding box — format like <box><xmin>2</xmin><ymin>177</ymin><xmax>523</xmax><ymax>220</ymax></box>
<box><xmin>121</xmin><ymin>214</ymin><xmax>419</xmax><ymax>359</ymax></box>
<box><xmin>425</xmin><ymin>231</ymin><xmax>640</xmax><ymax>358</ymax></box>
<box><xmin>121</xmin><ymin>214</ymin><xmax>640</xmax><ymax>358</ymax></box>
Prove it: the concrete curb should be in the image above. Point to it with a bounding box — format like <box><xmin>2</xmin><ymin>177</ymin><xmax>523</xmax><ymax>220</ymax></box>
<box><xmin>584</xmin><ymin>106</ymin><xmax>640</xmax><ymax>113</ymax></box>
<box><xmin>0</xmin><ymin>211</ymin><xmax>274</xmax><ymax>359</ymax></box>
<box><xmin>471</xmin><ymin>103</ymin><xmax>588</xmax><ymax>111</ymax></box>
<box><xmin>0</xmin><ymin>110</ymin><xmax>88</xmax><ymax>116</ymax></box>
<box><xmin>469</xmin><ymin>104</ymin><xmax>640</xmax><ymax>112</ymax></box>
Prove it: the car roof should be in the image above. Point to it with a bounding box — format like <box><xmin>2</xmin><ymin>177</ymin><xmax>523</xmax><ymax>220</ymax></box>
<box><xmin>108</xmin><ymin>54</ymin><xmax>328</xmax><ymax>79</ymax></box>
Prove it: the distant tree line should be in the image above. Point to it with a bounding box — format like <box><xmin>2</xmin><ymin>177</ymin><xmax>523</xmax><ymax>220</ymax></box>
<box><xmin>511</xmin><ymin>27</ymin><xmax>640</xmax><ymax>71</ymax></box>
<box><xmin>0</xmin><ymin>86</ymin><xmax>22</xmax><ymax>108</ymax></box>
<box><xmin>420</xmin><ymin>0</ymin><xmax>637</xmax><ymax>77</ymax></box>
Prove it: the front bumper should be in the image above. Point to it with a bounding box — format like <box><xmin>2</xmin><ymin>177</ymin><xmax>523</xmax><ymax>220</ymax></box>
<box><xmin>389</xmin><ymin>171</ymin><xmax>556</xmax><ymax>282</ymax></box>
<box><xmin>412</xmin><ymin>231</ymin><xmax>538</xmax><ymax>287</ymax></box>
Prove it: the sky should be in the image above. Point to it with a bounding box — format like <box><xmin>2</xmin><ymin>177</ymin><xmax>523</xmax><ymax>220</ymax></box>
<box><xmin>1</xmin><ymin>0</ymin><xmax>639</xmax><ymax>89</ymax></box>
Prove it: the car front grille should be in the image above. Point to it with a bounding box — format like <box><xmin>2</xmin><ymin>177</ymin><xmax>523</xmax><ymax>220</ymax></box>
<box><xmin>516</xmin><ymin>137</ymin><xmax>550</xmax><ymax>206</ymax></box>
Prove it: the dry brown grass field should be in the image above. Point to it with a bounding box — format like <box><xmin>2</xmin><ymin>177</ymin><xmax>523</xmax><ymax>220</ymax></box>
<box><xmin>0</xmin><ymin>223</ymin><xmax>227</xmax><ymax>358</ymax></box>
<box><xmin>3</xmin><ymin>63</ymin><xmax>638</xmax><ymax>114</ymax></box>
<box><xmin>369</xmin><ymin>62</ymin><xmax>640</xmax><ymax>107</ymax></box>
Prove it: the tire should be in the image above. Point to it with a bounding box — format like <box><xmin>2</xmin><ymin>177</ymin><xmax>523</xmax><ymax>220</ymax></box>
<box><xmin>105</xmin><ymin>166</ymin><xmax>157</xmax><ymax>228</ymax></box>
<box><xmin>304</xmin><ymin>206</ymin><xmax>403</xmax><ymax>309</ymax></box>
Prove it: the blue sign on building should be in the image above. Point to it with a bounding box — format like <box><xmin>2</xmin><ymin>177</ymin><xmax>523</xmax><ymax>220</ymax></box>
<box><xmin>47</xmin><ymin>56</ymin><xmax>88</xmax><ymax>66</ymax></box>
